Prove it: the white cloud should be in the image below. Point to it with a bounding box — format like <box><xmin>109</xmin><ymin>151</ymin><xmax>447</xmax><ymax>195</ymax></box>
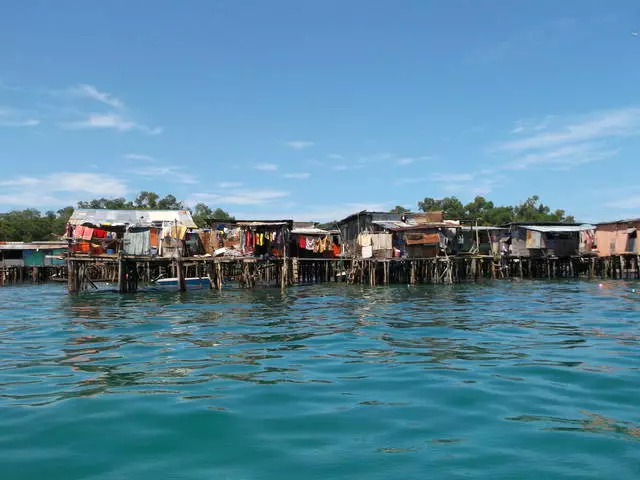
<box><xmin>0</xmin><ymin>172</ymin><xmax>128</xmax><ymax>207</ymax></box>
<box><xmin>0</xmin><ymin>192</ymin><xmax>73</xmax><ymax>207</ymax></box>
<box><xmin>394</xmin><ymin>177</ymin><xmax>426</xmax><ymax>186</ymax></box>
<box><xmin>605</xmin><ymin>195</ymin><xmax>640</xmax><ymax>209</ymax></box>
<box><xmin>65</xmin><ymin>113</ymin><xmax>133</xmax><ymax>131</ymax></box>
<box><xmin>357</xmin><ymin>152</ymin><xmax>394</xmax><ymax>164</ymax></box>
<box><xmin>54</xmin><ymin>173</ymin><xmax>128</xmax><ymax>195</ymax></box>
<box><xmin>510</xmin><ymin>143</ymin><xmax>618</xmax><ymax>170</ymax></box>
<box><xmin>0</xmin><ymin>176</ymin><xmax>43</xmax><ymax>187</ymax></box>
<box><xmin>0</xmin><ymin>118</ymin><xmax>40</xmax><ymax>127</ymax></box>
<box><xmin>0</xmin><ymin>107</ymin><xmax>40</xmax><ymax>127</ymax></box>
<box><xmin>496</xmin><ymin>107</ymin><xmax>640</xmax><ymax>153</ymax></box>
<box><xmin>63</xmin><ymin>113</ymin><xmax>162</xmax><ymax>135</ymax></box>
<box><xmin>355</xmin><ymin>153</ymin><xmax>431</xmax><ymax>167</ymax></box>
<box><xmin>128</xmin><ymin>165</ymin><xmax>197</xmax><ymax>184</ymax></box>
<box><xmin>72</xmin><ymin>84</ymin><xmax>125</xmax><ymax>109</ymax></box>
<box><xmin>283</xmin><ymin>173</ymin><xmax>311</xmax><ymax>179</ymax></box>
<box><xmin>396</xmin><ymin>157</ymin><xmax>415</xmax><ymax>166</ymax></box>
<box><xmin>217</xmin><ymin>182</ymin><xmax>243</xmax><ymax>188</ymax></box>
<box><xmin>511</xmin><ymin>116</ymin><xmax>553</xmax><ymax>134</ymax></box>
<box><xmin>0</xmin><ymin>79</ymin><xmax>22</xmax><ymax>92</ymax></box>
<box><xmin>124</xmin><ymin>153</ymin><xmax>155</xmax><ymax>162</ymax></box>
<box><xmin>285</xmin><ymin>140</ymin><xmax>315</xmax><ymax>150</ymax></box>
<box><xmin>328</xmin><ymin>153</ymin><xmax>344</xmax><ymax>160</ymax></box>
<box><xmin>491</xmin><ymin>106</ymin><xmax>640</xmax><ymax>171</ymax></box>
<box><xmin>253</xmin><ymin>163</ymin><xmax>278</xmax><ymax>171</ymax></box>
<box><xmin>191</xmin><ymin>189</ymin><xmax>290</xmax><ymax>206</ymax></box>
<box><xmin>430</xmin><ymin>173</ymin><xmax>474</xmax><ymax>182</ymax></box>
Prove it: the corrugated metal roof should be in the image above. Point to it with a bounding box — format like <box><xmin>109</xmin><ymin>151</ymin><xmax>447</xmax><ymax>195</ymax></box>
<box><xmin>378</xmin><ymin>221</ymin><xmax>462</xmax><ymax>231</ymax></box>
<box><xmin>69</xmin><ymin>209</ymin><xmax>197</xmax><ymax>228</ymax></box>
<box><xmin>371</xmin><ymin>220</ymin><xmax>416</xmax><ymax>230</ymax></box>
<box><xmin>459</xmin><ymin>226</ymin><xmax>509</xmax><ymax>231</ymax></box>
<box><xmin>338</xmin><ymin>211</ymin><xmax>406</xmax><ymax>224</ymax></box>
<box><xmin>0</xmin><ymin>241</ymin><xmax>68</xmax><ymax>251</ymax></box>
<box><xmin>520</xmin><ymin>224</ymin><xmax>594</xmax><ymax>233</ymax></box>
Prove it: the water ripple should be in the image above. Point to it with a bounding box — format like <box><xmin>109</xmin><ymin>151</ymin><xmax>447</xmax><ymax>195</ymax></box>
<box><xmin>0</xmin><ymin>281</ymin><xmax>638</xmax><ymax>478</ymax></box>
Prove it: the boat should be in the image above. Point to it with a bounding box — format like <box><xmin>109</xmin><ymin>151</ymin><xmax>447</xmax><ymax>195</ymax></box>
<box><xmin>153</xmin><ymin>276</ymin><xmax>211</xmax><ymax>290</ymax></box>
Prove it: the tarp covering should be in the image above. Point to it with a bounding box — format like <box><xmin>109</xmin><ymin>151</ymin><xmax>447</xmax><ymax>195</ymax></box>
<box><xmin>405</xmin><ymin>232</ymin><xmax>441</xmax><ymax>246</ymax></box>
<box><xmin>123</xmin><ymin>230</ymin><xmax>151</xmax><ymax>256</ymax></box>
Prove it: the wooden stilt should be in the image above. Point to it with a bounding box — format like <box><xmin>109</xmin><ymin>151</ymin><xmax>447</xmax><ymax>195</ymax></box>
<box><xmin>177</xmin><ymin>257</ymin><xmax>186</xmax><ymax>292</ymax></box>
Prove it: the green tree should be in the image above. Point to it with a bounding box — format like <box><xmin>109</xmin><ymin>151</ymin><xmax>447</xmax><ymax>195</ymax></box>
<box><xmin>192</xmin><ymin>204</ymin><xmax>234</xmax><ymax>227</ymax></box>
<box><xmin>0</xmin><ymin>207</ymin><xmax>74</xmax><ymax>242</ymax></box>
<box><xmin>134</xmin><ymin>191</ymin><xmax>159</xmax><ymax>209</ymax></box>
<box><xmin>156</xmin><ymin>194</ymin><xmax>184</xmax><ymax>210</ymax></box>
<box><xmin>418</xmin><ymin>196</ymin><xmax>466</xmax><ymax>220</ymax></box>
<box><xmin>417</xmin><ymin>194</ymin><xmax>575</xmax><ymax>225</ymax></box>
<box><xmin>389</xmin><ymin>205</ymin><xmax>411</xmax><ymax>214</ymax></box>
<box><xmin>77</xmin><ymin>197</ymin><xmax>134</xmax><ymax>209</ymax></box>
<box><xmin>212</xmin><ymin>208</ymin><xmax>234</xmax><ymax>220</ymax></box>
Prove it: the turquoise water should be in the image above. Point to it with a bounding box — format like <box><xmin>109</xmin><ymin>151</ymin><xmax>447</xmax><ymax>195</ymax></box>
<box><xmin>0</xmin><ymin>281</ymin><xmax>638</xmax><ymax>479</ymax></box>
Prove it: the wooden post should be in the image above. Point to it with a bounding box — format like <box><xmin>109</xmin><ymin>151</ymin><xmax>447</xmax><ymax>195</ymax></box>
<box><xmin>118</xmin><ymin>258</ymin><xmax>126</xmax><ymax>293</ymax></box>
<box><xmin>68</xmin><ymin>259</ymin><xmax>76</xmax><ymax>294</ymax></box>
<box><xmin>569</xmin><ymin>259</ymin><xmax>574</xmax><ymax>279</ymax></box>
<box><xmin>177</xmin><ymin>257</ymin><xmax>186</xmax><ymax>292</ymax></box>
<box><xmin>216</xmin><ymin>262</ymin><xmax>223</xmax><ymax>291</ymax></box>
<box><xmin>281</xmin><ymin>227</ymin><xmax>288</xmax><ymax>291</ymax></box>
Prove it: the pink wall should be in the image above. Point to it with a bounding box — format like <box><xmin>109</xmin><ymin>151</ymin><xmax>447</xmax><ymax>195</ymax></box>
<box><xmin>595</xmin><ymin>221</ymin><xmax>640</xmax><ymax>256</ymax></box>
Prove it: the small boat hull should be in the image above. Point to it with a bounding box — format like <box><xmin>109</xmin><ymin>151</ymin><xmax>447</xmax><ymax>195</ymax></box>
<box><xmin>155</xmin><ymin>277</ymin><xmax>211</xmax><ymax>290</ymax></box>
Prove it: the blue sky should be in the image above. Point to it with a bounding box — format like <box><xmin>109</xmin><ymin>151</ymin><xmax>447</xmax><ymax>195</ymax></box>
<box><xmin>1</xmin><ymin>0</ymin><xmax>639</xmax><ymax>222</ymax></box>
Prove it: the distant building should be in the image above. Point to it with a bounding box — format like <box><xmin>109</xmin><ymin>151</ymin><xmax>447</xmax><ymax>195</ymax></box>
<box><xmin>68</xmin><ymin>208</ymin><xmax>198</xmax><ymax>257</ymax></box>
<box><xmin>505</xmin><ymin>223</ymin><xmax>596</xmax><ymax>258</ymax></box>
<box><xmin>336</xmin><ymin>211</ymin><xmax>411</xmax><ymax>257</ymax></box>
<box><xmin>594</xmin><ymin>219</ymin><xmax>640</xmax><ymax>256</ymax></box>
<box><xmin>0</xmin><ymin>242</ymin><xmax>67</xmax><ymax>267</ymax></box>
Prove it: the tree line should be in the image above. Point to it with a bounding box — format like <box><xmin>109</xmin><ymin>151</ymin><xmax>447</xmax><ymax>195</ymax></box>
<box><xmin>0</xmin><ymin>192</ymin><xmax>575</xmax><ymax>242</ymax></box>
<box><xmin>390</xmin><ymin>195</ymin><xmax>575</xmax><ymax>225</ymax></box>
<box><xmin>0</xmin><ymin>191</ymin><xmax>233</xmax><ymax>242</ymax></box>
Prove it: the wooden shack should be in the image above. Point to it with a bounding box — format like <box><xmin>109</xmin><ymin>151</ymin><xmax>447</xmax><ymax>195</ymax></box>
<box><xmin>594</xmin><ymin>219</ymin><xmax>640</xmax><ymax>256</ymax></box>
<box><xmin>455</xmin><ymin>226</ymin><xmax>509</xmax><ymax>256</ymax></box>
<box><xmin>290</xmin><ymin>224</ymin><xmax>341</xmax><ymax>258</ymax></box>
<box><xmin>68</xmin><ymin>208</ymin><xmax>199</xmax><ymax>258</ymax></box>
<box><xmin>505</xmin><ymin>223</ymin><xmax>596</xmax><ymax>258</ymax></box>
<box><xmin>209</xmin><ymin>219</ymin><xmax>293</xmax><ymax>258</ymax></box>
<box><xmin>0</xmin><ymin>241</ymin><xmax>67</xmax><ymax>267</ymax></box>
<box><xmin>338</xmin><ymin>210</ymin><xmax>414</xmax><ymax>258</ymax></box>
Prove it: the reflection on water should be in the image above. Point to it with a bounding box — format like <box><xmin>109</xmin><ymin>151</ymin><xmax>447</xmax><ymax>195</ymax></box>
<box><xmin>0</xmin><ymin>281</ymin><xmax>638</xmax><ymax>478</ymax></box>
